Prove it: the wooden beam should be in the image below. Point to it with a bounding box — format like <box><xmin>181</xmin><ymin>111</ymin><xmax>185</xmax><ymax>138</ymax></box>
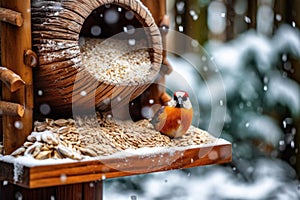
<box><xmin>0</xmin><ymin>140</ymin><xmax>232</xmax><ymax>188</ymax></box>
<box><xmin>0</xmin><ymin>66</ymin><xmax>25</xmax><ymax>92</ymax></box>
<box><xmin>0</xmin><ymin>181</ymin><xmax>103</xmax><ymax>200</ymax></box>
<box><xmin>1</xmin><ymin>0</ymin><xmax>33</xmax><ymax>155</ymax></box>
<box><xmin>247</xmin><ymin>0</ymin><xmax>257</xmax><ymax>29</ymax></box>
<box><xmin>141</xmin><ymin>0</ymin><xmax>166</xmax><ymax>25</ymax></box>
<box><xmin>0</xmin><ymin>7</ymin><xmax>23</xmax><ymax>27</ymax></box>
<box><xmin>0</xmin><ymin>101</ymin><xmax>25</xmax><ymax>117</ymax></box>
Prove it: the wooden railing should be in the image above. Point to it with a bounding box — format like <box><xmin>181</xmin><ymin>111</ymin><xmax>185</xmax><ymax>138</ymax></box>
<box><xmin>0</xmin><ymin>0</ymin><xmax>34</xmax><ymax>155</ymax></box>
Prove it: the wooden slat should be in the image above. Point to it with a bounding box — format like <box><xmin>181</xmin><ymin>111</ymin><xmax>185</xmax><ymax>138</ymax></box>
<box><xmin>0</xmin><ymin>180</ymin><xmax>103</xmax><ymax>200</ymax></box>
<box><xmin>0</xmin><ymin>7</ymin><xmax>23</xmax><ymax>27</ymax></box>
<box><xmin>1</xmin><ymin>0</ymin><xmax>33</xmax><ymax>155</ymax></box>
<box><xmin>0</xmin><ymin>140</ymin><xmax>231</xmax><ymax>188</ymax></box>
<box><xmin>141</xmin><ymin>0</ymin><xmax>166</xmax><ymax>25</ymax></box>
<box><xmin>0</xmin><ymin>101</ymin><xmax>25</xmax><ymax>117</ymax></box>
<box><xmin>0</xmin><ymin>66</ymin><xmax>25</xmax><ymax>92</ymax></box>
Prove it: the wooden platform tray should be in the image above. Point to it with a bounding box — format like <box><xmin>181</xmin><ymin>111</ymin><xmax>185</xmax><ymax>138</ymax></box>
<box><xmin>0</xmin><ymin>139</ymin><xmax>231</xmax><ymax>189</ymax></box>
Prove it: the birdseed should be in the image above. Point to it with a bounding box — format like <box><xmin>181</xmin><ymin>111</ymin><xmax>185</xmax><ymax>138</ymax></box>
<box><xmin>79</xmin><ymin>38</ymin><xmax>153</xmax><ymax>85</ymax></box>
<box><xmin>11</xmin><ymin>114</ymin><xmax>216</xmax><ymax>160</ymax></box>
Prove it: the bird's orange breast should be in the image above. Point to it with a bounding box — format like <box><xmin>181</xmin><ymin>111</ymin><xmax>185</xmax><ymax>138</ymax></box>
<box><xmin>154</xmin><ymin>106</ymin><xmax>193</xmax><ymax>138</ymax></box>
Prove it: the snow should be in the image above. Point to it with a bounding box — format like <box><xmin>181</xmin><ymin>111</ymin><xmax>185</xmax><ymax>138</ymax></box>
<box><xmin>207</xmin><ymin>30</ymin><xmax>274</xmax><ymax>73</ymax></box>
<box><xmin>266</xmin><ymin>71</ymin><xmax>300</xmax><ymax>116</ymax></box>
<box><xmin>0</xmin><ymin>138</ymin><xmax>230</xmax><ymax>188</ymax></box>
<box><xmin>234</xmin><ymin>112</ymin><xmax>283</xmax><ymax>146</ymax></box>
<box><xmin>13</xmin><ymin>162</ymin><xmax>23</xmax><ymax>183</ymax></box>
<box><xmin>104</xmin><ymin>158</ymin><xmax>300</xmax><ymax>200</ymax></box>
<box><xmin>273</xmin><ymin>24</ymin><xmax>300</xmax><ymax>58</ymax></box>
<box><xmin>0</xmin><ymin>155</ymin><xmax>80</xmax><ymax>168</ymax></box>
<box><xmin>167</xmin><ymin>23</ymin><xmax>300</xmax><ymax>146</ymax></box>
<box><xmin>207</xmin><ymin>24</ymin><xmax>300</xmax><ymax>75</ymax></box>
<box><xmin>208</xmin><ymin>1</ymin><xmax>227</xmax><ymax>34</ymax></box>
<box><xmin>123</xmin><ymin>139</ymin><xmax>230</xmax><ymax>156</ymax></box>
<box><xmin>0</xmin><ymin>139</ymin><xmax>228</xmax><ymax>168</ymax></box>
<box><xmin>159</xmin><ymin>23</ymin><xmax>300</xmax><ymax>200</ymax></box>
<box><xmin>257</xmin><ymin>5</ymin><xmax>274</xmax><ymax>35</ymax></box>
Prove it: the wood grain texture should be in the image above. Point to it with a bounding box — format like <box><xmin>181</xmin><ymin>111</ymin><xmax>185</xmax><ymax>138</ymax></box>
<box><xmin>1</xmin><ymin>0</ymin><xmax>33</xmax><ymax>155</ymax></box>
<box><xmin>0</xmin><ymin>181</ymin><xmax>103</xmax><ymax>200</ymax></box>
<box><xmin>24</xmin><ymin>50</ymin><xmax>38</xmax><ymax>68</ymax></box>
<box><xmin>0</xmin><ymin>101</ymin><xmax>25</xmax><ymax>117</ymax></box>
<box><xmin>0</xmin><ymin>140</ymin><xmax>231</xmax><ymax>189</ymax></box>
<box><xmin>0</xmin><ymin>7</ymin><xmax>23</xmax><ymax>27</ymax></box>
<box><xmin>31</xmin><ymin>0</ymin><xmax>163</xmax><ymax>116</ymax></box>
<box><xmin>0</xmin><ymin>66</ymin><xmax>25</xmax><ymax>92</ymax></box>
<box><xmin>141</xmin><ymin>0</ymin><xmax>166</xmax><ymax>25</ymax></box>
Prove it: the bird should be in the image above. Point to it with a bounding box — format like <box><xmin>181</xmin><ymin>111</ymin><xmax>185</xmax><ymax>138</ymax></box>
<box><xmin>151</xmin><ymin>90</ymin><xmax>193</xmax><ymax>138</ymax></box>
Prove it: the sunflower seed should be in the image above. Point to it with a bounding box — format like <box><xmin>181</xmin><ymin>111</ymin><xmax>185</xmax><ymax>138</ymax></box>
<box><xmin>11</xmin><ymin>147</ymin><xmax>26</xmax><ymax>156</ymax></box>
<box><xmin>35</xmin><ymin>150</ymin><xmax>52</xmax><ymax>160</ymax></box>
<box><xmin>54</xmin><ymin>119</ymin><xmax>69</xmax><ymax>127</ymax></box>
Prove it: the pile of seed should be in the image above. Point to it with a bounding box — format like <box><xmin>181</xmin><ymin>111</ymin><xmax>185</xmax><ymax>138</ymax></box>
<box><xmin>79</xmin><ymin>38</ymin><xmax>152</xmax><ymax>85</ymax></box>
<box><xmin>11</xmin><ymin>114</ymin><xmax>216</xmax><ymax>160</ymax></box>
<box><xmin>11</xmin><ymin>119</ymin><xmax>83</xmax><ymax>160</ymax></box>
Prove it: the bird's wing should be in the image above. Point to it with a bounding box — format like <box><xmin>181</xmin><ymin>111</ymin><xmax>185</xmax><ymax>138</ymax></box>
<box><xmin>150</xmin><ymin>106</ymin><xmax>165</xmax><ymax>125</ymax></box>
<box><xmin>150</xmin><ymin>106</ymin><xmax>168</xmax><ymax>132</ymax></box>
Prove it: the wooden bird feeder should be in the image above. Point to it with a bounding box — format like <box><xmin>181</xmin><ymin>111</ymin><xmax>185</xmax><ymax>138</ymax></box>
<box><xmin>0</xmin><ymin>0</ymin><xmax>232</xmax><ymax>199</ymax></box>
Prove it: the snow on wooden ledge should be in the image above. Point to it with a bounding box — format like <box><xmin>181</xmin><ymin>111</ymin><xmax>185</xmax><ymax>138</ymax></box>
<box><xmin>0</xmin><ymin>138</ymin><xmax>231</xmax><ymax>189</ymax></box>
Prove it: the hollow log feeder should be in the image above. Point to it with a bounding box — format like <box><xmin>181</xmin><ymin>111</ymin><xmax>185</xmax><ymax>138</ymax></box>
<box><xmin>32</xmin><ymin>0</ymin><xmax>163</xmax><ymax>116</ymax></box>
<box><xmin>0</xmin><ymin>0</ymin><xmax>232</xmax><ymax>199</ymax></box>
<box><xmin>1</xmin><ymin>0</ymin><xmax>33</xmax><ymax>155</ymax></box>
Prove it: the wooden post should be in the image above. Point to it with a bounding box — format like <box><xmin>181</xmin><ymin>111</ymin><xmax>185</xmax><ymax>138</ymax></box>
<box><xmin>141</xmin><ymin>0</ymin><xmax>166</xmax><ymax>25</ymax></box>
<box><xmin>172</xmin><ymin>0</ymin><xmax>209</xmax><ymax>51</ymax></box>
<box><xmin>225</xmin><ymin>0</ymin><xmax>235</xmax><ymax>41</ymax></box>
<box><xmin>0</xmin><ymin>181</ymin><xmax>103</xmax><ymax>200</ymax></box>
<box><xmin>186</xmin><ymin>0</ymin><xmax>209</xmax><ymax>44</ymax></box>
<box><xmin>141</xmin><ymin>0</ymin><xmax>168</xmax><ymax>59</ymax></box>
<box><xmin>141</xmin><ymin>0</ymin><xmax>169</xmax><ymax>64</ymax></box>
<box><xmin>1</xmin><ymin>0</ymin><xmax>33</xmax><ymax>155</ymax></box>
<box><xmin>247</xmin><ymin>0</ymin><xmax>257</xmax><ymax>29</ymax></box>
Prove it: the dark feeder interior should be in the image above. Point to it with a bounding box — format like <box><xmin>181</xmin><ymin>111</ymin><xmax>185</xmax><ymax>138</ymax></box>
<box><xmin>80</xmin><ymin>4</ymin><xmax>146</xmax><ymax>39</ymax></box>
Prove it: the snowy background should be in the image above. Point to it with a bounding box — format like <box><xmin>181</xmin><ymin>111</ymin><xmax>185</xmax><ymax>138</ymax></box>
<box><xmin>104</xmin><ymin>0</ymin><xmax>300</xmax><ymax>199</ymax></box>
<box><xmin>104</xmin><ymin>24</ymin><xmax>300</xmax><ymax>199</ymax></box>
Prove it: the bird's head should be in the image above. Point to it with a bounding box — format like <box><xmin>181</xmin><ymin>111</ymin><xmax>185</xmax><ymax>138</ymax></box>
<box><xmin>173</xmin><ymin>90</ymin><xmax>192</xmax><ymax>109</ymax></box>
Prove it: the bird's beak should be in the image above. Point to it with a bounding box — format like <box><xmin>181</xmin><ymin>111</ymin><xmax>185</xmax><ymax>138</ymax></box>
<box><xmin>177</xmin><ymin>97</ymin><xmax>183</xmax><ymax>106</ymax></box>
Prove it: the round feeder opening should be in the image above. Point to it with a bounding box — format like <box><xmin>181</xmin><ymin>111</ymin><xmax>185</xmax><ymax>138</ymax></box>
<box><xmin>78</xmin><ymin>3</ymin><xmax>156</xmax><ymax>86</ymax></box>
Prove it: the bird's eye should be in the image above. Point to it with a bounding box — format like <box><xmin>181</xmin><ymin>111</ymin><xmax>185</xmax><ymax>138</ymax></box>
<box><xmin>182</xmin><ymin>96</ymin><xmax>187</xmax><ymax>101</ymax></box>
